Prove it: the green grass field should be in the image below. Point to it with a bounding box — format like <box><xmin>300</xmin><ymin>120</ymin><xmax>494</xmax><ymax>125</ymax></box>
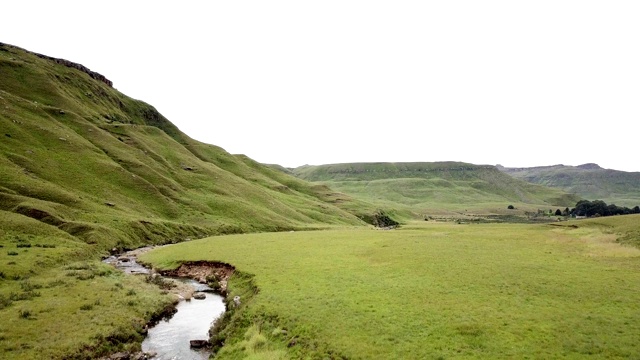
<box><xmin>0</xmin><ymin>212</ymin><xmax>178</xmax><ymax>359</ymax></box>
<box><xmin>141</xmin><ymin>215</ymin><xmax>640</xmax><ymax>359</ymax></box>
<box><xmin>3</xmin><ymin>42</ymin><xmax>640</xmax><ymax>359</ymax></box>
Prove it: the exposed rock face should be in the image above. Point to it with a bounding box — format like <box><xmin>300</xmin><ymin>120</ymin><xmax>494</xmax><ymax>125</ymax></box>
<box><xmin>34</xmin><ymin>52</ymin><xmax>113</xmax><ymax>87</ymax></box>
<box><xmin>0</xmin><ymin>42</ymin><xmax>113</xmax><ymax>87</ymax></box>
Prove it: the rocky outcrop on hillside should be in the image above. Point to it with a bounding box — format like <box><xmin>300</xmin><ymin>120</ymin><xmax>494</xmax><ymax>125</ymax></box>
<box><xmin>0</xmin><ymin>42</ymin><xmax>113</xmax><ymax>87</ymax></box>
<box><xmin>34</xmin><ymin>52</ymin><xmax>113</xmax><ymax>87</ymax></box>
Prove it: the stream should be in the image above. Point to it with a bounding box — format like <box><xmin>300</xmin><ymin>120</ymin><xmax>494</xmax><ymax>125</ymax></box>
<box><xmin>104</xmin><ymin>252</ymin><xmax>226</xmax><ymax>360</ymax></box>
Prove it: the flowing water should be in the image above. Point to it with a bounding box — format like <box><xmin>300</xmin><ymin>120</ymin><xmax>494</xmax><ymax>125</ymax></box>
<box><xmin>104</xmin><ymin>252</ymin><xmax>226</xmax><ymax>359</ymax></box>
<box><xmin>142</xmin><ymin>285</ymin><xmax>225</xmax><ymax>359</ymax></box>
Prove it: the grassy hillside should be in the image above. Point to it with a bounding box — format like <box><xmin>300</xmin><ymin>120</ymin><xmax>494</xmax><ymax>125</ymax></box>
<box><xmin>0</xmin><ymin>42</ymin><xmax>364</xmax><ymax>247</ymax></box>
<box><xmin>499</xmin><ymin>164</ymin><xmax>640</xmax><ymax>207</ymax></box>
<box><xmin>141</xmin><ymin>215</ymin><xmax>640</xmax><ymax>359</ymax></box>
<box><xmin>0</xmin><ymin>42</ymin><xmax>365</xmax><ymax>358</ymax></box>
<box><xmin>293</xmin><ymin>162</ymin><xmax>582</xmax><ymax>219</ymax></box>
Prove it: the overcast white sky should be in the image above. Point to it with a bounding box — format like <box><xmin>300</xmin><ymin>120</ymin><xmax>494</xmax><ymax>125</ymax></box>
<box><xmin>3</xmin><ymin>1</ymin><xmax>639</xmax><ymax>171</ymax></box>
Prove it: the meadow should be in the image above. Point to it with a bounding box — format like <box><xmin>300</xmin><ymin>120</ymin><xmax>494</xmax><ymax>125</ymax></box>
<box><xmin>140</xmin><ymin>216</ymin><xmax>640</xmax><ymax>359</ymax></box>
<box><xmin>0</xmin><ymin>212</ymin><xmax>177</xmax><ymax>359</ymax></box>
<box><xmin>3</xmin><ymin>42</ymin><xmax>640</xmax><ymax>360</ymax></box>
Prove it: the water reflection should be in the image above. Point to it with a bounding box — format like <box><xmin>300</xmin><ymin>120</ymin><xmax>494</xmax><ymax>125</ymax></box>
<box><xmin>142</xmin><ymin>290</ymin><xmax>225</xmax><ymax>360</ymax></box>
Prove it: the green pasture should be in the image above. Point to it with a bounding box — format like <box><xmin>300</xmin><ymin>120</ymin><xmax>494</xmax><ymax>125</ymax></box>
<box><xmin>0</xmin><ymin>211</ymin><xmax>176</xmax><ymax>359</ymax></box>
<box><xmin>141</xmin><ymin>216</ymin><xmax>640</xmax><ymax>359</ymax></box>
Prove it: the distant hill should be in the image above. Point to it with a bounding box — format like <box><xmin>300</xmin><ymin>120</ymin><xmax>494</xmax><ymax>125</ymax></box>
<box><xmin>0</xmin><ymin>42</ymin><xmax>365</xmax><ymax>253</ymax></box>
<box><xmin>498</xmin><ymin>164</ymin><xmax>640</xmax><ymax>207</ymax></box>
<box><xmin>293</xmin><ymin>162</ymin><xmax>582</xmax><ymax>218</ymax></box>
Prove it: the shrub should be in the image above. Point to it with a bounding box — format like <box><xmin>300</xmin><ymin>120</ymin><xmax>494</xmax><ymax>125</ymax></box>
<box><xmin>145</xmin><ymin>274</ymin><xmax>176</xmax><ymax>290</ymax></box>
<box><xmin>18</xmin><ymin>309</ymin><xmax>32</xmax><ymax>319</ymax></box>
<box><xmin>507</xmin><ymin>205</ymin><xmax>515</xmax><ymax>210</ymax></box>
<box><xmin>80</xmin><ymin>304</ymin><xmax>94</xmax><ymax>311</ymax></box>
<box><xmin>34</xmin><ymin>244</ymin><xmax>56</xmax><ymax>249</ymax></box>
<box><xmin>7</xmin><ymin>251</ymin><xmax>18</xmax><ymax>256</ymax></box>
<box><xmin>206</xmin><ymin>275</ymin><xmax>222</xmax><ymax>292</ymax></box>
<box><xmin>10</xmin><ymin>290</ymin><xmax>41</xmax><ymax>301</ymax></box>
<box><xmin>0</xmin><ymin>295</ymin><xmax>12</xmax><ymax>309</ymax></box>
<box><xmin>16</xmin><ymin>243</ymin><xmax>31</xmax><ymax>248</ymax></box>
<box><xmin>20</xmin><ymin>281</ymin><xmax>42</xmax><ymax>291</ymax></box>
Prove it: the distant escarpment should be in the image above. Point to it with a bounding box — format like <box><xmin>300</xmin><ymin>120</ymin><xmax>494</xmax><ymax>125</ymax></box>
<box><xmin>292</xmin><ymin>162</ymin><xmax>581</xmax><ymax>217</ymax></box>
<box><xmin>498</xmin><ymin>164</ymin><xmax>640</xmax><ymax>207</ymax></box>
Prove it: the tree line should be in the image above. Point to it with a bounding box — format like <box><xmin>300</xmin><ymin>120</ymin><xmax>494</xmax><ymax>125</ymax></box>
<box><xmin>571</xmin><ymin>200</ymin><xmax>640</xmax><ymax>217</ymax></box>
<box><xmin>518</xmin><ymin>200</ymin><xmax>640</xmax><ymax>219</ymax></box>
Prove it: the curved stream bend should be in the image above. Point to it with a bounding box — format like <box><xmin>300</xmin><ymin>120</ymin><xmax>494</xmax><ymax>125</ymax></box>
<box><xmin>104</xmin><ymin>250</ymin><xmax>230</xmax><ymax>360</ymax></box>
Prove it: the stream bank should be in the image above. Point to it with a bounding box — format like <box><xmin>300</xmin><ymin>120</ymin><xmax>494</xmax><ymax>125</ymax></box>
<box><xmin>103</xmin><ymin>249</ymin><xmax>235</xmax><ymax>359</ymax></box>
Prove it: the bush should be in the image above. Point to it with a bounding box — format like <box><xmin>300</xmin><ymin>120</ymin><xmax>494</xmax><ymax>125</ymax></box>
<box><xmin>507</xmin><ymin>205</ymin><xmax>515</xmax><ymax>210</ymax></box>
<box><xmin>10</xmin><ymin>290</ymin><xmax>41</xmax><ymax>301</ymax></box>
<box><xmin>145</xmin><ymin>274</ymin><xmax>176</xmax><ymax>290</ymax></box>
<box><xmin>7</xmin><ymin>251</ymin><xmax>18</xmax><ymax>256</ymax></box>
<box><xmin>35</xmin><ymin>244</ymin><xmax>56</xmax><ymax>249</ymax></box>
<box><xmin>0</xmin><ymin>295</ymin><xmax>12</xmax><ymax>309</ymax></box>
<box><xmin>206</xmin><ymin>275</ymin><xmax>222</xmax><ymax>292</ymax></box>
<box><xmin>20</xmin><ymin>281</ymin><xmax>42</xmax><ymax>291</ymax></box>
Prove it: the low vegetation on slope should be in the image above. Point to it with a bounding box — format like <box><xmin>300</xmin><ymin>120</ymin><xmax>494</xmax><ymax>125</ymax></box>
<box><xmin>293</xmin><ymin>162</ymin><xmax>582</xmax><ymax>219</ymax></box>
<box><xmin>498</xmin><ymin>163</ymin><xmax>640</xmax><ymax>207</ymax></box>
<box><xmin>0</xmin><ymin>42</ymin><xmax>366</xmax><ymax>247</ymax></box>
<box><xmin>0</xmin><ymin>42</ymin><xmax>366</xmax><ymax>358</ymax></box>
<box><xmin>141</xmin><ymin>215</ymin><xmax>640</xmax><ymax>359</ymax></box>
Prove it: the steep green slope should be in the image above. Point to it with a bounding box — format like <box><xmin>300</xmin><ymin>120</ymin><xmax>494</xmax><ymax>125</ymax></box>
<box><xmin>498</xmin><ymin>164</ymin><xmax>640</xmax><ymax>207</ymax></box>
<box><xmin>294</xmin><ymin>162</ymin><xmax>582</xmax><ymax>218</ymax></box>
<box><xmin>0</xmin><ymin>42</ymin><xmax>363</xmax><ymax>358</ymax></box>
<box><xmin>0</xmin><ymin>42</ymin><xmax>363</xmax><ymax>249</ymax></box>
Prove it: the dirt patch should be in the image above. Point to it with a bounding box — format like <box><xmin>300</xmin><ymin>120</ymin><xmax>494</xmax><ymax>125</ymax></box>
<box><xmin>161</xmin><ymin>261</ymin><xmax>235</xmax><ymax>294</ymax></box>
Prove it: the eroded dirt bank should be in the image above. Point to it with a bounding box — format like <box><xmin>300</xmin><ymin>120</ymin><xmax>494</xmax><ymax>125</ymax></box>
<box><xmin>160</xmin><ymin>261</ymin><xmax>235</xmax><ymax>295</ymax></box>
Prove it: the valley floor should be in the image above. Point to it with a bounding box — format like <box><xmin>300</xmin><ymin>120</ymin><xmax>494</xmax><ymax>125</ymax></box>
<box><xmin>140</xmin><ymin>217</ymin><xmax>640</xmax><ymax>359</ymax></box>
